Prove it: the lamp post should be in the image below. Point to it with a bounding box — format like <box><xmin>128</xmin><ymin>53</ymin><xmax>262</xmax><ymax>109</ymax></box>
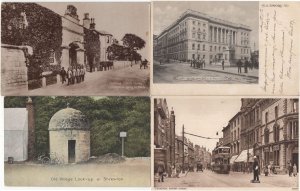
<box><xmin>120</xmin><ymin>131</ymin><xmax>127</xmax><ymax>157</ymax></box>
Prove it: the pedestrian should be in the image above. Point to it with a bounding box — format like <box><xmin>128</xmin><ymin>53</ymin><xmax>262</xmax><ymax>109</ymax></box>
<box><xmin>293</xmin><ymin>164</ymin><xmax>297</xmax><ymax>177</ymax></box>
<box><xmin>67</xmin><ymin>67</ymin><xmax>72</xmax><ymax>86</ymax></box>
<box><xmin>82</xmin><ymin>65</ymin><xmax>86</xmax><ymax>82</ymax></box>
<box><xmin>76</xmin><ymin>67</ymin><xmax>80</xmax><ymax>83</ymax></box>
<box><xmin>157</xmin><ymin>163</ymin><xmax>165</xmax><ymax>182</ymax></box>
<box><xmin>244</xmin><ymin>59</ymin><xmax>249</xmax><ymax>73</ymax></box>
<box><xmin>72</xmin><ymin>67</ymin><xmax>76</xmax><ymax>84</ymax></box>
<box><xmin>176</xmin><ymin>164</ymin><xmax>180</xmax><ymax>178</ymax></box>
<box><xmin>268</xmin><ymin>163</ymin><xmax>272</xmax><ymax>176</ymax></box>
<box><xmin>264</xmin><ymin>165</ymin><xmax>269</xmax><ymax>176</ymax></box>
<box><xmin>237</xmin><ymin>59</ymin><xmax>242</xmax><ymax>73</ymax></box>
<box><xmin>222</xmin><ymin>59</ymin><xmax>225</xmax><ymax>70</ymax></box>
<box><xmin>288</xmin><ymin>162</ymin><xmax>293</xmax><ymax>177</ymax></box>
<box><xmin>60</xmin><ymin>67</ymin><xmax>67</xmax><ymax>84</ymax></box>
<box><xmin>252</xmin><ymin>156</ymin><xmax>260</xmax><ymax>182</ymax></box>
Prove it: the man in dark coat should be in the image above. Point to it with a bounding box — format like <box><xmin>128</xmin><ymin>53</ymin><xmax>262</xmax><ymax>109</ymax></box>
<box><xmin>252</xmin><ymin>156</ymin><xmax>260</xmax><ymax>182</ymax></box>
<box><xmin>222</xmin><ymin>60</ymin><xmax>225</xmax><ymax>70</ymax></box>
<box><xmin>60</xmin><ymin>67</ymin><xmax>67</xmax><ymax>84</ymax></box>
<box><xmin>237</xmin><ymin>59</ymin><xmax>242</xmax><ymax>73</ymax></box>
<box><xmin>244</xmin><ymin>59</ymin><xmax>249</xmax><ymax>73</ymax></box>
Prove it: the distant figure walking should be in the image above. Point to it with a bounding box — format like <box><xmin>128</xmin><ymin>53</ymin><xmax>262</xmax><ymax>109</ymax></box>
<box><xmin>60</xmin><ymin>67</ymin><xmax>67</xmax><ymax>84</ymax></box>
<box><xmin>237</xmin><ymin>59</ymin><xmax>242</xmax><ymax>73</ymax></box>
<box><xmin>222</xmin><ymin>60</ymin><xmax>225</xmax><ymax>70</ymax></box>
<box><xmin>67</xmin><ymin>67</ymin><xmax>72</xmax><ymax>85</ymax></box>
<box><xmin>244</xmin><ymin>59</ymin><xmax>249</xmax><ymax>73</ymax></box>
<box><xmin>289</xmin><ymin>162</ymin><xmax>293</xmax><ymax>177</ymax></box>
<box><xmin>252</xmin><ymin>156</ymin><xmax>260</xmax><ymax>183</ymax></box>
<box><xmin>293</xmin><ymin>164</ymin><xmax>298</xmax><ymax>177</ymax></box>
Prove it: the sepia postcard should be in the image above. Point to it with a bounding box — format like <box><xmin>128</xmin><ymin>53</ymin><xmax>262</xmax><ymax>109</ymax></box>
<box><xmin>4</xmin><ymin>96</ymin><xmax>150</xmax><ymax>187</ymax></box>
<box><xmin>1</xmin><ymin>2</ymin><xmax>150</xmax><ymax>96</ymax></box>
<box><xmin>152</xmin><ymin>96</ymin><xmax>299</xmax><ymax>189</ymax></box>
<box><xmin>151</xmin><ymin>1</ymin><xmax>300</xmax><ymax>96</ymax></box>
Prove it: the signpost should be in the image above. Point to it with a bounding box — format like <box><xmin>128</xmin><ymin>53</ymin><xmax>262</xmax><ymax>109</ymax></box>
<box><xmin>120</xmin><ymin>132</ymin><xmax>127</xmax><ymax>157</ymax></box>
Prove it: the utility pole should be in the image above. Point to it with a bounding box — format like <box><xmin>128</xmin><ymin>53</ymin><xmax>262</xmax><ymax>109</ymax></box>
<box><xmin>182</xmin><ymin>124</ymin><xmax>185</xmax><ymax>173</ymax></box>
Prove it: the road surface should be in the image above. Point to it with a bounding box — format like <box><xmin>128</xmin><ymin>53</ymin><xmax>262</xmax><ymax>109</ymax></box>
<box><xmin>154</xmin><ymin>61</ymin><xmax>258</xmax><ymax>84</ymax></box>
<box><xmin>155</xmin><ymin>170</ymin><xmax>298</xmax><ymax>188</ymax></box>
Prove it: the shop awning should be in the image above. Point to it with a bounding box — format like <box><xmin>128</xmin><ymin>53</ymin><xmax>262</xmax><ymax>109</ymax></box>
<box><xmin>235</xmin><ymin>149</ymin><xmax>253</xmax><ymax>163</ymax></box>
<box><xmin>230</xmin><ymin>155</ymin><xmax>238</xmax><ymax>164</ymax></box>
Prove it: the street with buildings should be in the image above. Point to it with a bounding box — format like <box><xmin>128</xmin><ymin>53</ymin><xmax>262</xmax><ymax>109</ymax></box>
<box><xmin>154</xmin><ymin>98</ymin><xmax>298</xmax><ymax>188</ymax></box>
<box><xmin>153</xmin><ymin>7</ymin><xmax>259</xmax><ymax>84</ymax></box>
<box><xmin>1</xmin><ymin>3</ymin><xmax>149</xmax><ymax>95</ymax></box>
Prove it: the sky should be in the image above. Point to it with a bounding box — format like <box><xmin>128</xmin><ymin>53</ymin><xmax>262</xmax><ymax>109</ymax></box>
<box><xmin>165</xmin><ymin>97</ymin><xmax>241</xmax><ymax>152</ymax></box>
<box><xmin>154</xmin><ymin>1</ymin><xmax>259</xmax><ymax>51</ymax></box>
<box><xmin>39</xmin><ymin>2</ymin><xmax>150</xmax><ymax>59</ymax></box>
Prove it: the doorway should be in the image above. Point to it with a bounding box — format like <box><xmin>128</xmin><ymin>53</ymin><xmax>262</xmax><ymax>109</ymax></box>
<box><xmin>292</xmin><ymin>153</ymin><xmax>298</xmax><ymax>172</ymax></box>
<box><xmin>68</xmin><ymin>140</ymin><xmax>76</xmax><ymax>163</ymax></box>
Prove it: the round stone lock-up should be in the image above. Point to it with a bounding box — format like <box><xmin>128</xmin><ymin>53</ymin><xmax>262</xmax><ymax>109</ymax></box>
<box><xmin>48</xmin><ymin>107</ymin><xmax>90</xmax><ymax>164</ymax></box>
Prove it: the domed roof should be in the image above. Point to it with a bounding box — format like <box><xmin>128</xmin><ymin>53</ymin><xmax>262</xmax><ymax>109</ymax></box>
<box><xmin>48</xmin><ymin>108</ymin><xmax>89</xmax><ymax>131</ymax></box>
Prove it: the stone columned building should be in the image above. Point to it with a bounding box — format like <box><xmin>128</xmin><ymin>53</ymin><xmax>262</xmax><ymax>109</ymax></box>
<box><xmin>48</xmin><ymin>107</ymin><xmax>90</xmax><ymax>164</ymax></box>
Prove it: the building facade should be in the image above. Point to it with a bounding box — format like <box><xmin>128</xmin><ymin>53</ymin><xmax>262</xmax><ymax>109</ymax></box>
<box><xmin>223</xmin><ymin>98</ymin><xmax>299</xmax><ymax>174</ymax></box>
<box><xmin>260</xmin><ymin>99</ymin><xmax>299</xmax><ymax>173</ymax></box>
<box><xmin>154</xmin><ymin>9</ymin><xmax>251</xmax><ymax>65</ymax></box>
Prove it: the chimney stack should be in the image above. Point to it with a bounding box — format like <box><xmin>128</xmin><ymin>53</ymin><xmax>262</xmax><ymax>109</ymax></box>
<box><xmin>26</xmin><ymin>97</ymin><xmax>35</xmax><ymax>161</ymax></box>
<box><xmin>90</xmin><ymin>18</ymin><xmax>95</xmax><ymax>30</ymax></box>
<box><xmin>83</xmin><ymin>13</ymin><xmax>90</xmax><ymax>29</ymax></box>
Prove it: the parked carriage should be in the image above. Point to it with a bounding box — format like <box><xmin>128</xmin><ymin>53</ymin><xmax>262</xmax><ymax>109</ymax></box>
<box><xmin>211</xmin><ymin>146</ymin><xmax>231</xmax><ymax>174</ymax></box>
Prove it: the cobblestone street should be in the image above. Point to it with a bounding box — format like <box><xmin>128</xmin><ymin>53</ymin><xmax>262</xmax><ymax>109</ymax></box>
<box><xmin>153</xmin><ymin>61</ymin><xmax>258</xmax><ymax>84</ymax></box>
<box><xmin>155</xmin><ymin>170</ymin><xmax>298</xmax><ymax>188</ymax></box>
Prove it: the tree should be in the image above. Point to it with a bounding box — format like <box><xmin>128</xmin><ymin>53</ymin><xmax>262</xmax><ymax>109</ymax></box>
<box><xmin>122</xmin><ymin>33</ymin><xmax>146</xmax><ymax>51</ymax></box>
<box><xmin>4</xmin><ymin>96</ymin><xmax>150</xmax><ymax>157</ymax></box>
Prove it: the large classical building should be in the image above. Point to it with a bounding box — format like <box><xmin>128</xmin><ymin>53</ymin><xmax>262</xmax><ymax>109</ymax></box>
<box><xmin>154</xmin><ymin>9</ymin><xmax>251</xmax><ymax>65</ymax></box>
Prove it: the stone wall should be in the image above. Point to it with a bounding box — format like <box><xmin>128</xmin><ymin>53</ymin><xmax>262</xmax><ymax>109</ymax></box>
<box><xmin>49</xmin><ymin>130</ymin><xmax>90</xmax><ymax>164</ymax></box>
<box><xmin>1</xmin><ymin>45</ymin><xmax>28</xmax><ymax>94</ymax></box>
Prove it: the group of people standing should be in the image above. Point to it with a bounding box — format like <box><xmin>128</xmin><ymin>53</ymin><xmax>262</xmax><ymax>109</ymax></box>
<box><xmin>60</xmin><ymin>65</ymin><xmax>86</xmax><ymax>86</ymax></box>
<box><xmin>190</xmin><ymin>58</ymin><xmax>205</xmax><ymax>69</ymax></box>
<box><xmin>236</xmin><ymin>58</ymin><xmax>255</xmax><ymax>74</ymax></box>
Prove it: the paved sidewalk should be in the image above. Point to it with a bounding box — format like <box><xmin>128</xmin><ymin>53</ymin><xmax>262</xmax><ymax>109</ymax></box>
<box><xmin>192</xmin><ymin>64</ymin><xmax>259</xmax><ymax>79</ymax></box>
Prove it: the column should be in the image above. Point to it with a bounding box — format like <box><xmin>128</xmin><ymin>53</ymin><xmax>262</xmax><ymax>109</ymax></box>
<box><xmin>61</xmin><ymin>47</ymin><xmax>70</xmax><ymax>70</ymax></box>
<box><xmin>235</xmin><ymin>31</ymin><xmax>237</xmax><ymax>45</ymax></box>
<box><xmin>76</xmin><ymin>49</ymin><xmax>85</xmax><ymax>66</ymax></box>
<box><xmin>217</xmin><ymin>27</ymin><xmax>219</xmax><ymax>43</ymax></box>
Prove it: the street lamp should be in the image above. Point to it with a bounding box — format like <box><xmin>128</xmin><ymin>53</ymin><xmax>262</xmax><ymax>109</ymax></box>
<box><xmin>120</xmin><ymin>131</ymin><xmax>127</xmax><ymax>157</ymax></box>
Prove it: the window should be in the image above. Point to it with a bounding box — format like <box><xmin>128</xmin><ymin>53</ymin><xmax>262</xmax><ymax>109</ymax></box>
<box><xmin>265</xmin><ymin>112</ymin><xmax>269</xmax><ymax>124</ymax></box>
<box><xmin>203</xmin><ymin>34</ymin><xmax>206</xmax><ymax>40</ymax></box>
<box><xmin>198</xmin><ymin>34</ymin><xmax>200</xmax><ymax>39</ymax></box>
<box><xmin>210</xmin><ymin>46</ymin><xmax>212</xmax><ymax>52</ymax></box>
<box><xmin>264</xmin><ymin>128</ymin><xmax>269</xmax><ymax>144</ymax></box>
<box><xmin>202</xmin><ymin>44</ymin><xmax>205</xmax><ymax>51</ymax></box>
<box><xmin>192</xmin><ymin>44</ymin><xmax>195</xmax><ymax>50</ymax></box>
<box><xmin>218</xmin><ymin>46</ymin><xmax>221</xmax><ymax>51</ymax></box>
<box><xmin>274</xmin><ymin>150</ymin><xmax>280</xmax><ymax>166</ymax></box>
<box><xmin>273</xmin><ymin>124</ymin><xmax>280</xmax><ymax>142</ymax></box>
<box><xmin>214</xmin><ymin>46</ymin><xmax>216</xmax><ymax>51</ymax></box>
<box><xmin>203</xmin><ymin>55</ymin><xmax>205</xmax><ymax>59</ymax></box>
<box><xmin>193</xmin><ymin>21</ymin><xmax>196</xmax><ymax>25</ymax></box>
<box><xmin>192</xmin><ymin>54</ymin><xmax>195</xmax><ymax>59</ymax></box>
<box><xmin>275</xmin><ymin>106</ymin><xmax>278</xmax><ymax>119</ymax></box>
<box><xmin>292</xmin><ymin>99</ymin><xmax>298</xmax><ymax>113</ymax></box>
<box><xmin>289</xmin><ymin>121</ymin><xmax>299</xmax><ymax>139</ymax></box>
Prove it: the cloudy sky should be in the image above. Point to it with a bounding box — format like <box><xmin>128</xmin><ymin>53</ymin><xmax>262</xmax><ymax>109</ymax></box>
<box><xmin>154</xmin><ymin>1</ymin><xmax>259</xmax><ymax>51</ymax></box>
<box><xmin>39</xmin><ymin>2</ymin><xmax>150</xmax><ymax>59</ymax></box>
<box><xmin>164</xmin><ymin>97</ymin><xmax>241</xmax><ymax>152</ymax></box>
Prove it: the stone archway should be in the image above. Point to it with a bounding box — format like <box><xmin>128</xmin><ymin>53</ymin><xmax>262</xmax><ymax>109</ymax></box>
<box><xmin>69</xmin><ymin>42</ymin><xmax>80</xmax><ymax>67</ymax></box>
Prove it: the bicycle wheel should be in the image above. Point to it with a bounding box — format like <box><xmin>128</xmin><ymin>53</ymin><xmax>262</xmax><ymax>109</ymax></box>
<box><xmin>42</xmin><ymin>157</ymin><xmax>50</xmax><ymax>164</ymax></box>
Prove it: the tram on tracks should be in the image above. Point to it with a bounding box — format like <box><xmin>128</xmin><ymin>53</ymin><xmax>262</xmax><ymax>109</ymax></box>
<box><xmin>211</xmin><ymin>146</ymin><xmax>231</xmax><ymax>174</ymax></box>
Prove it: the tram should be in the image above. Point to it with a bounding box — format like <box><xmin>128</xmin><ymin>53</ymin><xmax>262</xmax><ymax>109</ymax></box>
<box><xmin>211</xmin><ymin>146</ymin><xmax>231</xmax><ymax>174</ymax></box>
